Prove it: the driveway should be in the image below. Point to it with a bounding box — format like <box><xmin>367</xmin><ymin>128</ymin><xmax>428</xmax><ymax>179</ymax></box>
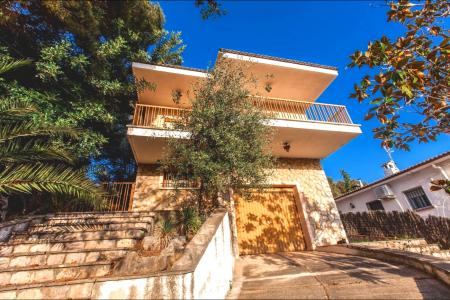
<box><xmin>226</xmin><ymin>251</ymin><xmax>450</xmax><ymax>299</ymax></box>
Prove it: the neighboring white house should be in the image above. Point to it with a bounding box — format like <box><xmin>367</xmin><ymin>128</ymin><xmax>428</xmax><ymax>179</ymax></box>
<box><xmin>335</xmin><ymin>151</ymin><xmax>450</xmax><ymax>218</ymax></box>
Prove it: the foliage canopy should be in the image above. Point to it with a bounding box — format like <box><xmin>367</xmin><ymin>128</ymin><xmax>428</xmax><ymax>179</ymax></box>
<box><xmin>0</xmin><ymin>54</ymin><xmax>103</xmax><ymax>207</ymax></box>
<box><xmin>161</xmin><ymin>59</ymin><xmax>274</xmax><ymax>210</ymax></box>
<box><xmin>0</xmin><ymin>0</ymin><xmax>185</xmax><ymax>180</ymax></box>
<box><xmin>349</xmin><ymin>0</ymin><xmax>449</xmax><ymax>150</ymax></box>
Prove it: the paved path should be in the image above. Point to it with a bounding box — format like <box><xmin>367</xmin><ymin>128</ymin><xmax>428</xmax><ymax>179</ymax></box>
<box><xmin>227</xmin><ymin>251</ymin><xmax>450</xmax><ymax>299</ymax></box>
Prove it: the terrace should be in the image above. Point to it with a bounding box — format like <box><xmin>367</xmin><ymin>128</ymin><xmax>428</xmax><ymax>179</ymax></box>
<box><xmin>127</xmin><ymin>96</ymin><xmax>361</xmax><ymax>164</ymax></box>
<box><xmin>131</xmin><ymin>96</ymin><xmax>354</xmax><ymax>129</ymax></box>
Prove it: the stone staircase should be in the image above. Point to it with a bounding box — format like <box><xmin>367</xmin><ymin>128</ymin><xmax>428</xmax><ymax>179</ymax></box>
<box><xmin>0</xmin><ymin>211</ymin><xmax>164</xmax><ymax>295</ymax></box>
<box><xmin>357</xmin><ymin>238</ymin><xmax>450</xmax><ymax>259</ymax></box>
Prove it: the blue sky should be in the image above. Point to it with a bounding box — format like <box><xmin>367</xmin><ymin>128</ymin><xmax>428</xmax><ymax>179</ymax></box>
<box><xmin>158</xmin><ymin>1</ymin><xmax>450</xmax><ymax>183</ymax></box>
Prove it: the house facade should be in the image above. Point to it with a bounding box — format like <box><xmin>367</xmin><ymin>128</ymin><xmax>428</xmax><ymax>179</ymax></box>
<box><xmin>127</xmin><ymin>49</ymin><xmax>362</xmax><ymax>253</ymax></box>
<box><xmin>335</xmin><ymin>152</ymin><xmax>450</xmax><ymax>218</ymax></box>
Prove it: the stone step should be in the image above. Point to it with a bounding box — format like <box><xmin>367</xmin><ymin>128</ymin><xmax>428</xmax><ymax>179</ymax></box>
<box><xmin>1</xmin><ymin>230</ymin><xmax>144</xmax><ymax>255</ymax></box>
<box><xmin>405</xmin><ymin>244</ymin><xmax>441</xmax><ymax>254</ymax></box>
<box><xmin>431</xmin><ymin>249</ymin><xmax>450</xmax><ymax>259</ymax></box>
<box><xmin>44</xmin><ymin>215</ymin><xmax>155</xmax><ymax>225</ymax></box>
<box><xmin>10</xmin><ymin>228</ymin><xmax>148</xmax><ymax>243</ymax></box>
<box><xmin>0</xmin><ymin>261</ymin><xmax>112</xmax><ymax>287</ymax></box>
<box><xmin>0</xmin><ymin>247</ymin><xmax>135</xmax><ymax>270</ymax></box>
<box><xmin>359</xmin><ymin>238</ymin><xmax>429</xmax><ymax>249</ymax></box>
<box><xmin>27</xmin><ymin>220</ymin><xmax>153</xmax><ymax>234</ymax></box>
<box><xmin>51</xmin><ymin>211</ymin><xmax>155</xmax><ymax>218</ymax></box>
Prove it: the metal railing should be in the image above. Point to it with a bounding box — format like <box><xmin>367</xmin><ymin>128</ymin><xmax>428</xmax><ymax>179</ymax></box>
<box><xmin>132</xmin><ymin>104</ymin><xmax>187</xmax><ymax>129</ymax></box>
<box><xmin>101</xmin><ymin>182</ymin><xmax>135</xmax><ymax>211</ymax></box>
<box><xmin>71</xmin><ymin>182</ymin><xmax>135</xmax><ymax>212</ymax></box>
<box><xmin>161</xmin><ymin>172</ymin><xmax>199</xmax><ymax>188</ymax></box>
<box><xmin>131</xmin><ymin>97</ymin><xmax>353</xmax><ymax>129</ymax></box>
<box><xmin>250</xmin><ymin>96</ymin><xmax>353</xmax><ymax>124</ymax></box>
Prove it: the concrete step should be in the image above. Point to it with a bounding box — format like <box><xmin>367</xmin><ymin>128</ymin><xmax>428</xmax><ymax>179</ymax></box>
<box><xmin>27</xmin><ymin>220</ymin><xmax>153</xmax><ymax>234</ymax></box>
<box><xmin>44</xmin><ymin>215</ymin><xmax>155</xmax><ymax>225</ymax></box>
<box><xmin>0</xmin><ymin>247</ymin><xmax>135</xmax><ymax>270</ymax></box>
<box><xmin>11</xmin><ymin>228</ymin><xmax>148</xmax><ymax>243</ymax></box>
<box><xmin>0</xmin><ymin>261</ymin><xmax>112</xmax><ymax>287</ymax></box>
<box><xmin>1</xmin><ymin>230</ymin><xmax>144</xmax><ymax>255</ymax></box>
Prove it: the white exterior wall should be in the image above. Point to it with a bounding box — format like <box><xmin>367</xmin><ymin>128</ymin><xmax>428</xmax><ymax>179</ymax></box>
<box><xmin>336</xmin><ymin>159</ymin><xmax>450</xmax><ymax>218</ymax></box>
<box><xmin>93</xmin><ymin>213</ymin><xmax>233</xmax><ymax>299</ymax></box>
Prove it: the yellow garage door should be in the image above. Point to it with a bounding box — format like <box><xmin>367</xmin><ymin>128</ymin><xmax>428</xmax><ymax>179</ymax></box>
<box><xmin>235</xmin><ymin>187</ymin><xmax>306</xmax><ymax>255</ymax></box>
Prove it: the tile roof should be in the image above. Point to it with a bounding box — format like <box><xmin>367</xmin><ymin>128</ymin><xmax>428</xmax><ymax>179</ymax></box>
<box><xmin>335</xmin><ymin>150</ymin><xmax>450</xmax><ymax>201</ymax></box>
<box><xmin>218</xmin><ymin>48</ymin><xmax>338</xmax><ymax>71</ymax></box>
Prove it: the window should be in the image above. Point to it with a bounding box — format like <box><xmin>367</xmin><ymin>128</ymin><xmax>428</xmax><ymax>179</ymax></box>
<box><xmin>366</xmin><ymin>200</ymin><xmax>385</xmax><ymax>211</ymax></box>
<box><xmin>404</xmin><ymin>187</ymin><xmax>432</xmax><ymax>210</ymax></box>
<box><xmin>161</xmin><ymin>171</ymin><xmax>198</xmax><ymax>188</ymax></box>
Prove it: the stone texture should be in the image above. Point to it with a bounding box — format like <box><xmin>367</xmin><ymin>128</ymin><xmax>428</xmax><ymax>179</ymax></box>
<box><xmin>29</xmin><ymin>243</ymin><xmax>51</xmax><ymax>253</ymax></box>
<box><xmin>10</xmin><ymin>271</ymin><xmax>31</xmax><ymax>285</ymax></box>
<box><xmin>47</xmin><ymin>254</ymin><xmax>65</xmax><ymax>265</ymax></box>
<box><xmin>86</xmin><ymin>251</ymin><xmax>100</xmax><ymax>262</ymax></box>
<box><xmin>0</xmin><ymin>272</ymin><xmax>11</xmax><ymax>285</ymax></box>
<box><xmin>142</xmin><ymin>235</ymin><xmax>160</xmax><ymax>251</ymax></box>
<box><xmin>17</xmin><ymin>288</ymin><xmax>43</xmax><ymax>299</ymax></box>
<box><xmin>65</xmin><ymin>252</ymin><xmax>86</xmax><ymax>264</ymax></box>
<box><xmin>112</xmin><ymin>252</ymin><xmax>168</xmax><ymax>275</ymax></box>
<box><xmin>67</xmin><ymin>282</ymin><xmax>94</xmax><ymax>299</ymax></box>
<box><xmin>131</xmin><ymin>159</ymin><xmax>347</xmax><ymax>248</ymax></box>
<box><xmin>131</xmin><ymin>164</ymin><xmax>196</xmax><ymax>211</ymax></box>
<box><xmin>0</xmin><ymin>211</ymin><xmax>233</xmax><ymax>300</ymax></box>
<box><xmin>266</xmin><ymin>158</ymin><xmax>347</xmax><ymax>247</ymax></box>
<box><xmin>33</xmin><ymin>269</ymin><xmax>54</xmax><ymax>282</ymax></box>
<box><xmin>9</xmin><ymin>256</ymin><xmax>30</xmax><ymax>268</ymax></box>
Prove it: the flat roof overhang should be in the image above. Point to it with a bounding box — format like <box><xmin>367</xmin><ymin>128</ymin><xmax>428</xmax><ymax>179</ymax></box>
<box><xmin>132</xmin><ymin>51</ymin><xmax>338</xmax><ymax>106</ymax></box>
<box><xmin>132</xmin><ymin>63</ymin><xmax>207</xmax><ymax>108</ymax></box>
<box><xmin>127</xmin><ymin>122</ymin><xmax>361</xmax><ymax>164</ymax></box>
<box><xmin>218</xmin><ymin>50</ymin><xmax>338</xmax><ymax>101</ymax></box>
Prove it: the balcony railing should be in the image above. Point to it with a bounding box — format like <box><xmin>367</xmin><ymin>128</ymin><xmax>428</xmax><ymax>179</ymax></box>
<box><xmin>131</xmin><ymin>97</ymin><xmax>353</xmax><ymax>129</ymax></box>
<box><xmin>132</xmin><ymin>104</ymin><xmax>187</xmax><ymax>129</ymax></box>
<box><xmin>250</xmin><ymin>96</ymin><xmax>353</xmax><ymax>125</ymax></box>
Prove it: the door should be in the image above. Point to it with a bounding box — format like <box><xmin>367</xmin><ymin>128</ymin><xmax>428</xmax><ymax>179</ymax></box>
<box><xmin>234</xmin><ymin>187</ymin><xmax>306</xmax><ymax>255</ymax></box>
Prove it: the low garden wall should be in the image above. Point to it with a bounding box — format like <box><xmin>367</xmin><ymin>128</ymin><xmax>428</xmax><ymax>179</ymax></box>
<box><xmin>340</xmin><ymin>211</ymin><xmax>450</xmax><ymax>249</ymax></box>
<box><xmin>318</xmin><ymin>244</ymin><xmax>450</xmax><ymax>287</ymax></box>
<box><xmin>0</xmin><ymin>209</ymin><xmax>235</xmax><ymax>299</ymax></box>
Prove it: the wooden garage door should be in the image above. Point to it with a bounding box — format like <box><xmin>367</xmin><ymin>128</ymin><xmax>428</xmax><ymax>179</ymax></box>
<box><xmin>234</xmin><ymin>187</ymin><xmax>306</xmax><ymax>255</ymax></box>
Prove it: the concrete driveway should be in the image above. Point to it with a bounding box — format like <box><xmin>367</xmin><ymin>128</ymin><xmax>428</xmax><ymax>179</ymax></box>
<box><xmin>227</xmin><ymin>251</ymin><xmax>450</xmax><ymax>299</ymax></box>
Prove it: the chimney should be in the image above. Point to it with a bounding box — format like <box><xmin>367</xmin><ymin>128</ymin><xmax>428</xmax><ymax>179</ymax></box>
<box><xmin>382</xmin><ymin>160</ymin><xmax>400</xmax><ymax>177</ymax></box>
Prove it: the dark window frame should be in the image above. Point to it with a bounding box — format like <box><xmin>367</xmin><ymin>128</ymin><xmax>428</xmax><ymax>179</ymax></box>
<box><xmin>366</xmin><ymin>200</ymin><xmax>385</xmax><ymax>211</ymax></box>
<box><xmin>403</xmin><ymin>186</ymin><xmax>432</xmax><ymax>210</ymax></box>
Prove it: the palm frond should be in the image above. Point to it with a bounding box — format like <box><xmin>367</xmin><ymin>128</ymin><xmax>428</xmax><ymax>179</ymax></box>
<box><xmin>0</xmin><ymin>121</ymin><xmax>80</xmax><ymax>144</ymax></box>
<box><xmin>0</xmin><ymin>140</ymin><xmax>74</xmax><ymax>164</ymax></box>
<box><xmin>0</xmin><ymin>57</ymin><xmax>32</xmax><ymax>75</ymax></box>
<box><xmin>0</xmin><ymin>164</ymin><xmax>105</xmax><ymax>207</ymax></box>
<box><xmin>0</xmin><ymin>97</ymin><xmax>36</xmax><ymax>119</ymax></box>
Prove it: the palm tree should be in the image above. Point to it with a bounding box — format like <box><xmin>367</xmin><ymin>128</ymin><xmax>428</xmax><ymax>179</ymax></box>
<box><xmin>0</xmin><ymin>55</ymin><xmax>104</xmax><ymax>207</ymax></box>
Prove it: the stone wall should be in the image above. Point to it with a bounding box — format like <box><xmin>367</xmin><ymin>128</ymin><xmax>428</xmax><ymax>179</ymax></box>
<box><xmin>132</xmin><ymin>164</ymin><xmax>195</xmax><ymax>211</ymax></box>
<box><xmin>267</xmin><ymin>158</ymin><xmax>347</xmax><ymax>247</ymax></box>
<box><xmin>0</xmin><ymin>210</ymin><xmax>234</xmax><ymax>299</ymax></box>
<box><xmin>132</xmin><ymin>158</ymin><xmax>347</xmax><ymax>248</ymax></box>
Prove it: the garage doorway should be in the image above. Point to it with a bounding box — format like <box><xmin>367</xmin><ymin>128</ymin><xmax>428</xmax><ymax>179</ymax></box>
<box><xmin>234</xmin><ymin>187</ymin><xmax>307</xmax><ymax>255</ymax></box>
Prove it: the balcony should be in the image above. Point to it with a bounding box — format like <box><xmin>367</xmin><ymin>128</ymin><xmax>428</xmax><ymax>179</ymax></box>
<box><xmin>131</xmin><ymin>97</ymin><xmax>354</xmax><ymax>129</ymax></box>
<box><xmin>127</xmin><ymin>97</ymin><xmax>361</xmax><ymax>163</ymax></box>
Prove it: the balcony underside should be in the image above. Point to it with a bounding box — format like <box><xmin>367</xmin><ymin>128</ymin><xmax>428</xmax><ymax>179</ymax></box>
<box><xmin>127</xmin><ymin>122</ymin><xmax>361</xmax><ymax>164</ymax></box>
